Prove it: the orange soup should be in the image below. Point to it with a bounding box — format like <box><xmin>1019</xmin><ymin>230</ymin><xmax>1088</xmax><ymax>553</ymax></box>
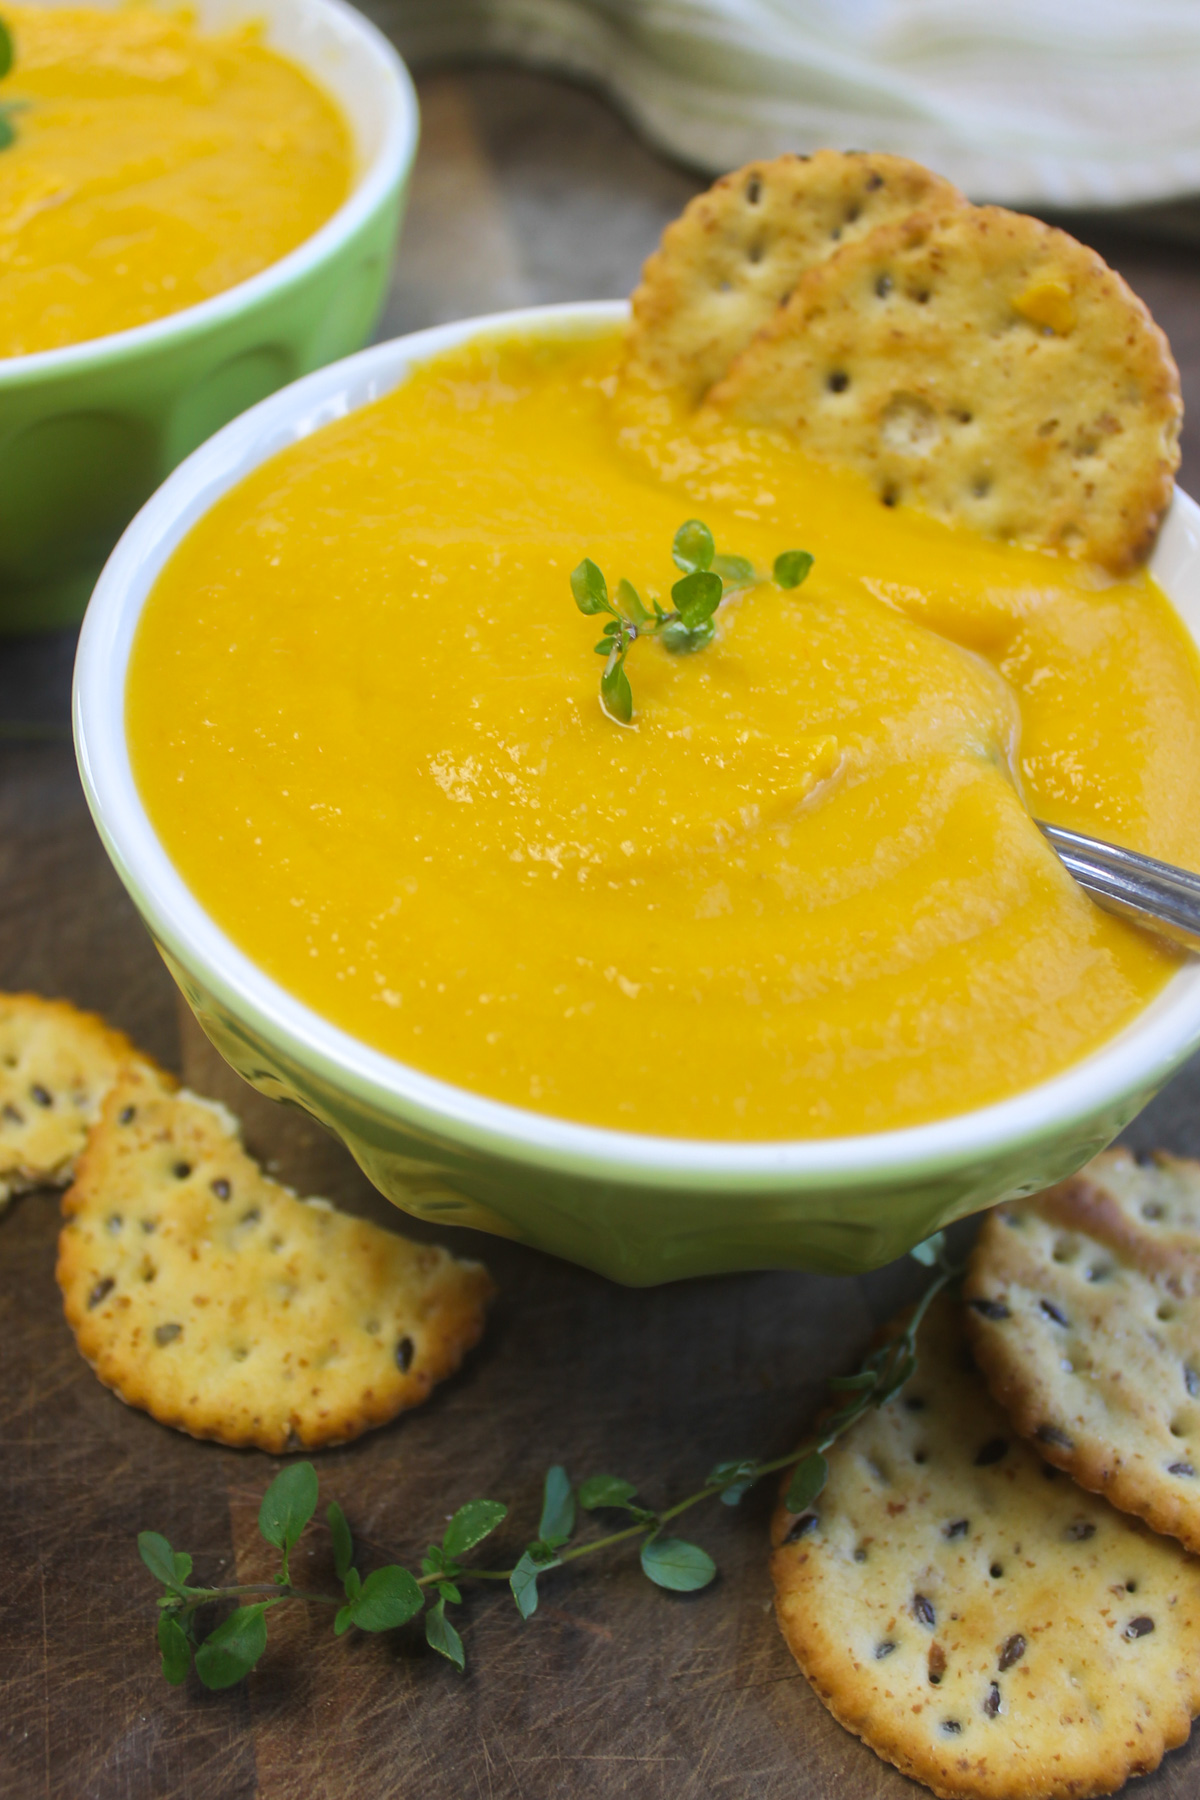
<box><xmin>0</xmin><ymin>3</ymin><xmax>351</xmax><ymax>355</ymax></box>
<box><xmin>127</xmin><ymin>330</ymin><xmax>1200</xmax><ymax>1139</ymax></box>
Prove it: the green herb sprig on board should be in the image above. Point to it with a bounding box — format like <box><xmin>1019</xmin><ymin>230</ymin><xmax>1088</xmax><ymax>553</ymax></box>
<box><xmin>0</xmin><ymin>19</ymin><xmax>20</xmax><ymax>151</ymax></box>
<box><xmin>571</xmin><ymin>519</ymin><xmax>814</xmax><ymax>724</ymax></box>
<box><xmin>139</xmin><ymin>1234</ymin><xmax>958</xmax><ymax>1690</ymax></box>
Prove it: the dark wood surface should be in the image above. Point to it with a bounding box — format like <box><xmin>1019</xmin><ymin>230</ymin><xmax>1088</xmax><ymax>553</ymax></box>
<box><xmin>5</xmin><ymin>65</ymin><xmax>1200</xmax><ymax>1800</ymax></box>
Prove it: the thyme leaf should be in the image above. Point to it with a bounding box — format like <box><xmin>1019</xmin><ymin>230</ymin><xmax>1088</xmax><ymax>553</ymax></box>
<box><xmin>0</xmin><ymin>20</ymin><xmax>21</xmax><ymax>151</ymax></box>
<box><xmin>570</xmin><ymin>521</ymin><xmax>815</xmax><ymax>722</ymax></box>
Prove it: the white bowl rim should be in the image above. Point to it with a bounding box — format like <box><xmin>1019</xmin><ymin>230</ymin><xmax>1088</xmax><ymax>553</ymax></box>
<box><xmin>0</xmin><ymin>0</ymin><xmax>418</xmax><ymax>385</ymax></box>
<box><xmin>74</xmin><ymin>297</ymin><xmax>1200</xmax><ymax>1190</ymax></box>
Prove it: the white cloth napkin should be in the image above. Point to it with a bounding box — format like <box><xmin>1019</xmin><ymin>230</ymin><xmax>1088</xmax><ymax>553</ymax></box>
<box><xmin>381</xmin><ymin>0</ymin><xmax>1200</xmax><ymax>211</ymax></box>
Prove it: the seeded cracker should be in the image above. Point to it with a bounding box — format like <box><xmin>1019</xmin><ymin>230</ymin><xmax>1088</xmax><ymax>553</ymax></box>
<box><xmin>623</xmin><ymin>151</ymin><xmax>965</xmax><ymax>408</ymax></box>
<box><xmin>966</xmin><ymin>1151</ymin><xmax>1200</xmax><ymax>1557</ymax></box>
<box><xmin>57</xmin><ymin>1066</ymin><xmax>494</xmax><ymax>1450</ymax></box>
<box><xmin>0</xmin><ymin>992</ymin><xmax>161</xmax><ymax>1212</ymax></box>
<box><xmin>770</xmin><ymin>1295</ymin><xmax>1200</xmax><ymax>1799</ymax></box>
<box><xmin>708</xmin><ymin>206</ymin><xmax>1182</xmax><ymax>572</ymax></box>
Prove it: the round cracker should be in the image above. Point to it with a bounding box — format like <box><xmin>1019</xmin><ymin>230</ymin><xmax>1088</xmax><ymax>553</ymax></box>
<box><xmin>965</xmin><ymin>1151</ymin><xmax>1200</xmax><ymax>1556</ymax></box>
<box><xmin>57</xmin><ymin>1065</ymin><xmax>494</xmax><ymax>1450</ymax></box>
<box><xmin>0</xmin><ymin>991</ymin><xmax>162</xmax><ymax>1210</ymax></box>
<box><xmin>708</xmin><ymin>206</ymin><xmax>1182</xmax><ymax>572</ymax></box>
<box><xmin>771</xmin><ymin>1295</ymin><xmax>1200</xmax><ymax>1799</ymax></box>
<box><xmin>623</xmin><ymin>150</ymin><xmax>965</xmax><ymax>408</ymax></box>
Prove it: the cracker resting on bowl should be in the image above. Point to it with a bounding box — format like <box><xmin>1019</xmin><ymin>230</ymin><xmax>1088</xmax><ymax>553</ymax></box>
<box><xmin>708</xmin><ymin>206</ymin><xmax>1182</xmax><ymax>572</ymax></box>
<box><xmin>966</xmin><ymin>1151</ymin><xmax>1200</xmax><ymax>1556</ymax></box>
<box><xmin>624</xmin><ymin>150</ymin><xmax>965</xmax><ymax>409</ymax></box>
<box><xmin>57</xmin><ymin>1066</ymin><xmax>494</xmax><ymax>1450</ymax></box>
<box><xmin>0</xmin><ymin>992</ymin><xmax>160</xmax><ymax>1212</ymax></box>
<box><xmin>771</xmin><ymin>1294</ymin><xmax>1200</xmax><ymax>1800</ymax></box>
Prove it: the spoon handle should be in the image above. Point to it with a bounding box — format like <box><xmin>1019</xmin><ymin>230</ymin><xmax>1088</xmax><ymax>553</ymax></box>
<box><xmin>1037</xmin><ymin>820</ymin><xmax>1200</xmax><ymax>954</ymax></box>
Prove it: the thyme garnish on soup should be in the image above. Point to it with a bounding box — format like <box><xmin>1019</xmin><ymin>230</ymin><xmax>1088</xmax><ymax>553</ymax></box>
<box><xmin>571</xmin><ymin>519</ymin><xmax>813</xmax><ymax>722</ymax></box>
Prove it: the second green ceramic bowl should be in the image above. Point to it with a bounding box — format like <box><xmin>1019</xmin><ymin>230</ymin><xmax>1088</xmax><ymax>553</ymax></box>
<box><xmin>0</xmin><ymin>0</ymin><xmax>418</xmax><ymax>633</ymax></box>
<box><xmin>73</xmin><ymin>303</ymin><xmax>1200</xmax><ymax>1284</ymax></box>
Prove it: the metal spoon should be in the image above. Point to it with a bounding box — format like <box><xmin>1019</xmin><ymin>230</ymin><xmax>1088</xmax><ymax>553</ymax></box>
<box><xmin>1037</xmin><ymin>821</ymin><xmax>1200</xmax><ymax>954</ymax></box>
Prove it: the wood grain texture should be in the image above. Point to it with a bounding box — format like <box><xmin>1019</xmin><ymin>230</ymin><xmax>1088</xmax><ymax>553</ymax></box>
<box><xmin>5</xmin><ymin>62</ymin><xmax>1200</xmax><ymax>1800</ymax></box>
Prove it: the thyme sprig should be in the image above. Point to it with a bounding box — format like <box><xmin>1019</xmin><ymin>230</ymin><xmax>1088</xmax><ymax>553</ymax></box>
<box><xmin>571</xmin><ymin>519</ymin><xmax>813</xmax><ymax>723</ymax></box>
<box><xmin>139</xmin><ymin>1234</ymin><xmax>958</xmax><ymax>1690</ymax></box>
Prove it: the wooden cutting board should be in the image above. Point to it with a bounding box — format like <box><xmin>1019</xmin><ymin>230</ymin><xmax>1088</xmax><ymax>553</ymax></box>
<box><xmin>5</xmin><ymin>62</ymin><xmax>1200</xmax><ymax>1800</ymax></box>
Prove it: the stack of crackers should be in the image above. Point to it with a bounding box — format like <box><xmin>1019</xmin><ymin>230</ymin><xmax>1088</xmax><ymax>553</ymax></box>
<box><xmin>1</xmin><ymin>993</ymin><xmax>493</xmax><ymax>1451</ymax></box>
<box><xmin>621</xmin><ymin>149</ymin><xmax>1181</xmax><ymax>574</ymax></box>
<box><xmin>771</xmin><ymin>1156</ymin><xmax>1200</xmax><ymax>1799</ymax></box>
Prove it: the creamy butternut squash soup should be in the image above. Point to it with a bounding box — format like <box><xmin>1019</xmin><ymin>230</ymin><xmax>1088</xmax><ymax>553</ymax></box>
<box><xmin>128</xmin><ymin>330</ymin><xmax>1200</xmax><ymax>1139</ymax></box>
<box><xmin>0</xmin><ymin>4</ymin><xmax>350</xmax><ymax>356</ymax></box>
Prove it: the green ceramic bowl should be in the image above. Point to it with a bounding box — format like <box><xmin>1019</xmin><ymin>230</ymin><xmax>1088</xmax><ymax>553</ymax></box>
<box><xmin>74</xmin><ymin>302</ymin><xmax>1200</xmax><ymax>1284</ymax></box>
<box><xmin>0</xmin><ymin>0</ymin><xmax>418</xmax><ymax>633</ymax></box>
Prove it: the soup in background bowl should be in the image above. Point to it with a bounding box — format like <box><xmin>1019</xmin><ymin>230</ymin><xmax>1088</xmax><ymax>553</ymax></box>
<box><xmin>74</xmin><ymin>302</ymin><xmax>1200</xmax><ymax>1284</ymax></box>
<box><xmin>0</xmin><ymin>0</ymin><xmax>416</xmax><ymax>632</ymax></box>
